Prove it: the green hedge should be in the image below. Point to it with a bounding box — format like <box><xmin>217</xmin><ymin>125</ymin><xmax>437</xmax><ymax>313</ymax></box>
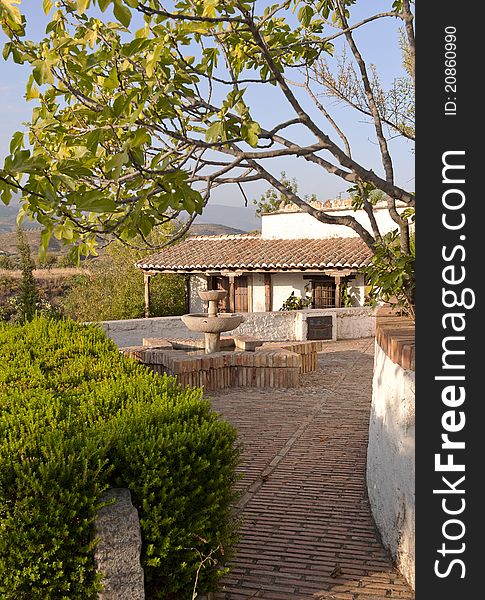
<box><xmin>0</xmin><ymin>318</ymin><xmax>240</xmax><ymax>599</ymax></box>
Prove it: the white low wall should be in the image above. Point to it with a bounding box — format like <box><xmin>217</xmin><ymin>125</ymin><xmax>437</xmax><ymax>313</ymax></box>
<box><xmin>230</xmin><ymin>310</ymin><xmax>297</xmax><ymax>341</ymax></box>
<box><xmin>100</xmin><ymin>307</ymin><xmax>376</xmax><ymax>347</ymax></box>
<box><xmin>367</xmin><ymin>341</ymin><xmax>415</xmax><ymax>589</ymax></box>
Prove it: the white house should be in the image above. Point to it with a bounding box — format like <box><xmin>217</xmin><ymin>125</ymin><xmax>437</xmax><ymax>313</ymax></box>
<box><xmin>136</xmin><ymin>200</ymin><xmax>403</xmax><ymax>315</ymax></box>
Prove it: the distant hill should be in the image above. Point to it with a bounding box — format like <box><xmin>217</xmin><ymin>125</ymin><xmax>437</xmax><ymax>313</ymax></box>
<box><xmin>0</xmin><ymin>229</ymin><xmax>62</xmax><ymax>256</ymax></box>
<box><xmin>2</xmin><ymin>199</ymin><xmax>261</xmax><ymax>232</ymax></box>
<box><xmin>188</xmin><ymin>223</ymin><xmax>247</xmax><ymax>236</ymax></box>
<box><xmin>192</xmin><ymin>203</ymin><xmax>261</xmax><ymax>232</ymax></box>
<box><xmin>0</xmin><ymin>197</ymin><xmax>38</xmax><ymax>232</ymax></box>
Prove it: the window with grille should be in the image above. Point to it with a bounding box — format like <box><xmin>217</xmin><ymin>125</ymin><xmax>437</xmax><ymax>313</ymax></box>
<box><xmin>312</xmin><ymin>279</ymin><xmax>336</xmax><ymax>309</ymax></box>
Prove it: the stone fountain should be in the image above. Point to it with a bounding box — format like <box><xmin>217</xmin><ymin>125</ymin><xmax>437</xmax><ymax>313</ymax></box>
<box><xmin>181</xmin><ymin>290</ymin><xmax>245</xmax><ymax>353</ymax></box>
<box><xmin>121</xmin><ymin>287</ymin><xmax>325</xmax><ymax>389</ymax></box>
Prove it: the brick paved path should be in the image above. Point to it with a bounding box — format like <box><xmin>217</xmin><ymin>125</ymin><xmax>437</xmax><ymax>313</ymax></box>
<box><xmin>208</xmin><ymin>338</ymin><xmax>414</xmax><ymax>600</ymax></box>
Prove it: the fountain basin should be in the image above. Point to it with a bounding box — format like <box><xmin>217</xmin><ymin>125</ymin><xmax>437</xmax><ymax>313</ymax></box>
<box><xmin>198</xmin><ymin>290</ymin><xmax>227</xmax><ymax>302</ymax></box>
<box><xmin>181</xmin><ymin>313</ymin><xmax>245</xmax><ymax>334</ymax></box>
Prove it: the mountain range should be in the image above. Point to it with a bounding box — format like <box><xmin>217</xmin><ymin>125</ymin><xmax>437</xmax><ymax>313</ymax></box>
<box><xmin>1</xmin><ymin>199</ymin><xmax>260</xmax><ymax>233</ymax></box>
<box><xmin>0</xmin><ymin>199</ymin><xmax>256</xmax><ymax>255</ymax></box>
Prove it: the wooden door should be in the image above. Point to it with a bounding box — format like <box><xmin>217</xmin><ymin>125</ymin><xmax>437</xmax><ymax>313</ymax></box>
<box><xmin>234</xmin><ymin>276</ymin><xmax>249</xmax><ymax>312</ymax></box>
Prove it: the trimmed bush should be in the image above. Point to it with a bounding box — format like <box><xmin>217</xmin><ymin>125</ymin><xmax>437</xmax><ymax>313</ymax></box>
<box><xmin>0</xmin><ymin>318</ymin><xmax>240</xmax><ymax>599</ymax></box>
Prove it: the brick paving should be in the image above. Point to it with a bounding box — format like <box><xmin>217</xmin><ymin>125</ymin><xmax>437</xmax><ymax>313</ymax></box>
<box><xmin>208</xmin><ymin>338</ymin><xmax>414</xmax><ymax>600</ymax></box>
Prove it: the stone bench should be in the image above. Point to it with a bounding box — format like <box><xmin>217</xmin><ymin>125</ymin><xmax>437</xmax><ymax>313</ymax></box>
<box><xmin>233</xmin><ymin>335</ymin><xmax>264</xmax><ymax>351</ymax></box>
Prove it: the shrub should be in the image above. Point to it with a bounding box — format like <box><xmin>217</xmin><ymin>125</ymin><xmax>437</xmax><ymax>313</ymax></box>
<box><xmin>0</xmin><ymin>318</ymin><xmax>240</xmax><ymax>599</ymax></box>
<box><xmin>0</xmin><ymin>254</ymin><xmax>15</xmax><ymax>269</ymax></box>
<box><xmin>364</xmin><ymin>230</ymin><xmax>415</xmax><ymax>320</ymax></box>
<box><xmin>15</xmin><ymin>226</ymin><xmax>39</xmax><ymax>322</ymax></box>
<box><xmin>279</xmin><ymin>290</ymin><xmax>312</xmax><ymax>311</ymax></box>
<box><xmin>61</xmin><ymin>240</ymin><xmax>186</xmax><ymax>322</ymax></box>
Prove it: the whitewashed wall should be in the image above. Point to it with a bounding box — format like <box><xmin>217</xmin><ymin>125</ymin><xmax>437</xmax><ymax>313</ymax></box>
<box><xmin>367</xmin><ymin>342</ymin><xmax>415</xmax><ymax>589</ymax></box>
<box><xmin>101</xmin><ymin>307</ymin><xmax>376</xmax><ymax>347</ymax></box>
<box><xmin>270</xmin><ymin>272</ymin><xmax>308</xmax><ymax>311</ymax></box>
<box><xmin>347</xmin><ymin>273</ymin><xmax>366</xmax><ymax>306</ymax></box>
<box><xmin>262</xmin><ymin>206</ymin><xmax>404</xmax><ymax>240</ymax></box>
<box><xmin>251</xmin><ymin>273</ymin><xmax>267</xmax><ymax>312</ymax></box>
<box><xmin>189</xmin><ymin>274</ymin><xmax>207</xmax><ymax>313</ymax></box>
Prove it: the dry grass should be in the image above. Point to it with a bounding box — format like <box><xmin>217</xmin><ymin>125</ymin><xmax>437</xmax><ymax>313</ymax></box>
<box><xmin>0</xmin><ymin>268</ymin><xmax>91</xmax><ymax>281</ymax></box>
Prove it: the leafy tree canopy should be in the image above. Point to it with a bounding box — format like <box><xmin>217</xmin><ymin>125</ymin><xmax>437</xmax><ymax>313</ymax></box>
<box><xmin>0</xmin><ymin>0</ymin><xmax>414</xmax><ymax>262</ymax></box>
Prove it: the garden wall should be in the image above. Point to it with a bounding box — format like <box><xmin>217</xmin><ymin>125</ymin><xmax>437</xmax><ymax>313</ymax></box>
<box><xmin>100</xmin><ymin>307</ymin><xmax>376</xmax><ymax>347</ymax></box>
<box><xmin>366</xmin><ymin>309</ymin><xmax>415</xmax><ymax>589</ymax></box>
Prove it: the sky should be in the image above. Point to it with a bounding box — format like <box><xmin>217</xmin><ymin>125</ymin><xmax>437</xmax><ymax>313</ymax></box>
<box><xmin>0</xmin><ymin>1</ymin><xmax>414</xmax><ymax>217</ymax></box>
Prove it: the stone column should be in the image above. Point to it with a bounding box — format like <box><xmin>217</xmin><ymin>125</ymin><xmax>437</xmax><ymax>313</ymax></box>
<box><xmin>95</xmin><ymin>488</ymin><xmax>145</xmax><ymax>599</ymax></box>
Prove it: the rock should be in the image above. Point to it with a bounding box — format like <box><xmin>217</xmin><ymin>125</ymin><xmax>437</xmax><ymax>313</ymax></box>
<box><xmin>95</xmin><ymin>488</ymin><xmax>145</xmax><ymax>600</ymax></box>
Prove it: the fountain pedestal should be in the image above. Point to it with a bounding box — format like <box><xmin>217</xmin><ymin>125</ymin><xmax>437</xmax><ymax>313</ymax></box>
<box><xmin>205</xmin><ymin>332</ymin><xmax>221</xmax><ymax>353</ymax></box>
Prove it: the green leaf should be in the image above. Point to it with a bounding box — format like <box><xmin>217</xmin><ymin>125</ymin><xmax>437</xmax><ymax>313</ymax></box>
<box><xmin>86</xmin><ymin>129</ymin><xmax>101</xmax><ymax>153</ymax></box>
<box><xmin>202</xmin><ymin>0</ymin><xmax>219</xmax><ymax>18</ymax></box>
<box><xmin>25</xmin><ymin>74</ymin><xmax>40</xmax><ymax>100</ymax></box>
<box><xmin>9</xmin><ymin>131</ymin><xmax>24</xmax><ymax>154</ymax></box>
<box><xmin>146</xmin><ymin>43</ymin><xmax>163</xmax><ymax>78</ymax></box>
<box><xmin>32</xmin><ymin>61</ymin><xmax>54</xmax><ymax>85</ymax></box>
<box><xmin>205</xmin><ymin>121</ymin><xmax>222</xmax><ymax>142</ymax></box>
<box><xmin>11</xmin><ymin>149</ymin><xmax>31</xmax><ymax>170</ymax></box>
<box><xmin>2</xmin><ymin>41</ymin><xmax>12</xmax><ymax>60</ymax></box>
<box><xmin>42</xmin><ymin>0</ymin><xmax>53</xmax><ymax>15</ymax></box>
<box><xmin>76</xmin><ymin>0</ymin><xmax>90</xmax><ymax>15</ymax></box>
<box><xmin>112</xmin><ymin>94</ymin><xmax>129</xmax><ymax>117</ymax></box>
<box><xmin>0</xmin><ymin>181</ymin><xmax>13</xmax><ymax>206</ymax></box>
<box><xmin>74</xmin><ymin>192</ymin><xmax>118</xmax><ymax>212</ymax></box>
<box><xmin>131</xmin><ymin>128</ymin><xmax>151</xmax><ymax>148</ymax></box>
<box><xmin>39</xmin><ymin>227</ymin><xmax>52</xmax><ymax>261</ymax></box>
<box><xmin>98</xmin><ymin>0</ymin><xmax>111</xmax><ymax>11</ymax></box>
<box><xmin>0</xmin><ymin>0</ymin><xmax>22</xmax><ymax>26</ymax></box>
<box><xmin>241</xmin><ymin>120</ymin><xmax>260</xmax><ymax>147</ymax></box>
<box><xmin>102</xmin><ymin>68</ymin><xmax>120</xmax><ymax>90</ymax></box>
<box><xmin>298</xmin><ymin>4</ymin><xmax>314</xmax><ymax>27</ymax></box>
<box><xmin>113</xmin><ymin>1</ymin><xmax>132</xmax><ymax>27</ymax></box>
<box><xmin>15</xmin><ymin>202</ymin><xmax>26</xmax><ymax>223</ymax></box>
<box><xmin>106</xmin><ymin>151</ymin><xmax>128</xmax><ymax>172</ymax></box>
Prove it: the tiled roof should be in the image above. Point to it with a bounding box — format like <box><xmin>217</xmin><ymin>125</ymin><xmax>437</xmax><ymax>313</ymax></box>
<box><xmin>135</xmin><ymin>234</ymin><xmax>372</xmax><ymax>272</ymax></box>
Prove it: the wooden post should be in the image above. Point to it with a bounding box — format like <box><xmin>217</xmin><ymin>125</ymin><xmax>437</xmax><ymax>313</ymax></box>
<box><xmin>264</xmin><ymin>273</ymin><xmax>272</xmax><ymax>312</ymax></box>
<box><xmin>184</xmin><ymin>275</ymin><xmax>191</xmax><ymax>313</ymax></box>
<box><xmin>335</xmin><ymin>275</ymin><xmax>342</xmax><ymax>308</ymax></box>
<box><xmin>228</xmin><ymin>276</ymin><xmax>235</xmax><ymax>313</ymax></box>
<box><xmin>144</xmin><ymin>273</ymin><xmax>151</xmax><ymax>318</ymax></box>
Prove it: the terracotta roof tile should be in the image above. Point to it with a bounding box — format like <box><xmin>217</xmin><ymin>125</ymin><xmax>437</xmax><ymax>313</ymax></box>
<box><xmin>135</xmin><ymin>235</ymin><xmax>372</xmax><ymax>272</ymax></box>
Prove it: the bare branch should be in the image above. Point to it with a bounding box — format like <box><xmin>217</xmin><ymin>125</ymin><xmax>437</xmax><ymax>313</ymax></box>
<box><xmin>243</xmin><ymin>155</ymin><xmax>377</xmax><ymax>250</ymax></box>
<box><xmin>335</xmin><ymin>0</ymin><xmax>394</xmax><ymax>184</ymax></box>
<box><xmin>401</xmin><ymin>0</ymin><xmax>415</xmax><ymax>87</ymax></box>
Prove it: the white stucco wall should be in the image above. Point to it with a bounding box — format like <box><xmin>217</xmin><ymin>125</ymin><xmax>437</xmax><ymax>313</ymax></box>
<box><xmin>262</xmin><ymin>206</ymin><xmax>404</xmax><ymax>240</ymax></box>
<box><xmin>101</xmin><ymin>316</ymin><xmax>197</xmax><ymax>347</ymax></box>
<box><xmin>189</xmin><ymin>275</ymin><xmax>207</xmax><ymax>313</ymax></box>
<box><xmin>271</xmin><ymin>272</ymin><xmax>308</xmax><ymax>311</ymax></box>
<box><xmin>251</xmin><ymin>273</ymin><xmax>267</xmax><ymax>312</ymax></box>
<box><xmin>346</xmin><ymin>273</ymin><xmax>366</xmax><ymax>307</ymax></box>
<box><xmin>101</xmin><ymin>307</ymin><xmax>375</xmax><ymax>347</ymax></box>
<box><xmin>230</xmin><ymin>311</ymin><xmax>296</xmax><ymax>341</ymax></box>
<box><xmin>336</xmin><ymin>306</ymin><xmax>375</xmax><ymax>339</ymax></box>
<box><xmin>367</xmin><ymin>341</ymin><xmax>415</xmax><ymax>589</ymax></box>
